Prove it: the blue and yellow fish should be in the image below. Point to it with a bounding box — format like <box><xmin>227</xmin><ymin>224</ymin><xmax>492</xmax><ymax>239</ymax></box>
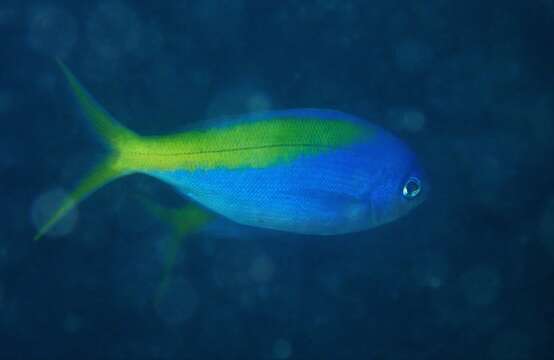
<box><xmin>34</xmin><ymin>61</ymin><xmax>428</xmax><ymax>241</ymax></box>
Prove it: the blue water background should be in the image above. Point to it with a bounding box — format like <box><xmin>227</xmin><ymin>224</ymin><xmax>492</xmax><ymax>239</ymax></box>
<box><xmin>1</xmin><ymin>0</ymin><xmax>553</xmax><ymax>358</ymax></box>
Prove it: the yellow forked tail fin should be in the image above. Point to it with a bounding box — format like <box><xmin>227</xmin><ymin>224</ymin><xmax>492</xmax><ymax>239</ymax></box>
<box><xmin>34</xmin><ymin>159</ymin><xmax>122</xmax><ymax>241</ymax></box>
<box><xmin>139</xmin><ymin>199</ymin><xmax>213</xmax><ymax>305</ymax></box>
<box><xmin>34</xmin><ymin>60</ymin><xmax>140</xmax><ymax>241</ymax></box>
<box><xmin>56</xmin><ymin>59</ymin><xmax>138</xmax><ymax>151</ymax></box>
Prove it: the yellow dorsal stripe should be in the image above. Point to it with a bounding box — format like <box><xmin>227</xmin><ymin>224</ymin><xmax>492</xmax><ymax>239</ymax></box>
<box><xmin>117</xmin><ymin>118</ymin><xmax>371</xmax><ymax>171</ymax></box>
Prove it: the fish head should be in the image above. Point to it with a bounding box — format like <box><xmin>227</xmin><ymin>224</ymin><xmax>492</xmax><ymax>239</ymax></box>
<box><xmin>360</xmin><ymin>134</ymin><xmax>429</xmax><ymax>228</ymax></box>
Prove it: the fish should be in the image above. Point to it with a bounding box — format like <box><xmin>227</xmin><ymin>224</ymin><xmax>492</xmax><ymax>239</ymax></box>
<box><xmin>34</xmin><ymin>60</ymin><xmax>428</xmax><ymax>241</ymax></box>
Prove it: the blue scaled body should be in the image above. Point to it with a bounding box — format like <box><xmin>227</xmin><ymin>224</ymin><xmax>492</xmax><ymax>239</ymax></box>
<box><xmin>150</xmin><ymin>109</ymin><xmax>428</xmax><ymax>235</ymax></box>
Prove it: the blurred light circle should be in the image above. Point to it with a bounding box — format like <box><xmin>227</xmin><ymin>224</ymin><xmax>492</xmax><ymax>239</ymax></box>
<box><xmin>386</xmin><ymin>108</ymin><xmax>426</xmax><ymax>133</ymax></box>
<box><xmin>393</xmin><ymin>39</ymin><xmax>434</xmax><ymax>73</ymax></box>
<box><xmin>411</xmin><ymin>251</ymin><xmax>449</xmax><ymax>289</ymax></box>
<box><xmin>489</xmin><ymin>328</ymin><xmax>532</xmax><ymax>360</ymax></box>
<box><xmin>80</xmin><ymin>49</ymin><xmax>122</xmax><ymax>84</ymax></box>
<box><xmin>36</xmin><ymin>72</ymin><xmax>57</xmax><ymax>93</ymax></box>
<box><xmin>86</xmin><ymin>1</ymin><xmax>142</xmax><ymax>60</ymax></box>
<box><xmin>249</xmin><ymin>255</ymin><xmax>275</xmax><ymax>283</ymax></box>
<box><xmin>272</xmin><ymin>338</ymin><xmax>292</xmax><ymax>359</ymax></box>
<box><xmin>247</xmin><ymin>93</ymin><xmax>272</xmax><ymax>113</ymax></box>
<box><xmin>540</xmin><ymin>197</ymin><xmax>554</xmax><ymax>258</ymax></box>
<box><xmin>460</xmin><ymin>264</ymin><xmax>502</xmax><ymax>306</ymax></box>
<box><xmin>0</xmin><ymin>280</ymin><xmax>4</xmax><ymax>308</ymax></box>
<box><xmin>27</xmin><ymin>5</ymin><xmax>78</xmax><ymax>58</ymax></box>
<box><xmin>31</xmin><ymin>188</ymin><xmax>78</xmax><ymax>238</ymax></box>
<box><xmin>63</xmin><ymin>313</ymin><xmax>83</xmax><ymax>334</ymax></box>
<box><xmin>0</xmin><ymin>90</ymin><xmax>13</xmax><ymax>115</ymax></box>
<box><xmin>206</xmin><ymin>87</ymin><xmax>273</xmax><ymax>119</ymax></box>
<box><xmin>155</xmin><ymin>277</ymin><xmax>199</xmax><ymax>325</ymax></box>
<box><xmin>0</xmin><ymin>7</ymin><xmax>17</xmax><ymax>26</ymax></box>
<box><xmin>399</xmin><ymin>109</ymin><xmax>426</xmax><ymax>132</ymax></box>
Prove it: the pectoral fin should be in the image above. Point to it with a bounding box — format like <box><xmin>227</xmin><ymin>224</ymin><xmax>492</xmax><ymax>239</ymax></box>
<box><xmin>139</xmin><ymin>198</ymin><xmax>214</xmax><ymax>305</ymax></box>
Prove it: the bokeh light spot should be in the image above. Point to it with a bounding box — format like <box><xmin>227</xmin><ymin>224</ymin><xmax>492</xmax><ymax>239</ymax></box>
<box><xmin>0</xmin><ymin>6</ymin><xmax>17</xmax><ymax>26</ymax></box>
<box><xmin>249</xmin><ymin>255</ymin><xmax>275</xmax><ymax>284</ymax></box>
<box><xmin>206</xmin><ymin>87</ymin><xmax>273</xmax><ymax>119</ymax></box>
<box><xmin>489</xmin><ymin>328</ymin><xmax>532</xmax><ymax>360</ymax></box>
<box><xmin>63</xmin><ymin>313</ymin><xmax>83</xmax><ymax>334</ymax></box>
<box><xmin>86</xmin><ymin>1</ymin><xmax>142</xmax><ymax>61</ymax></box>
<box><xmin>393</xmin><ymin>39</ymin><xmax>434</xmax><ymax>73</ymax></box>
<box><xmin>386</xmin><ymin>108</ymin><xmax>426</xmax><ymax>133</ymax></box>
<box><xmin>31</xmin><ymin>188</ymin><xmax>78</xmax><ymax>238</ymax></box>
<box><xmin>412</xmin><ymin>251</ymin><xmax>449</xmax><ymax>289</ymax></box>
<box><xmin>27</xmin><ymin>5</ymin><xmax>78</xmax><ymax>58</ymax></box>
<box><xmin>539</xmin><ymin>197</ymin><xmax>554</xmax><ymax>258</ymax></box>
<box><xmin>155</xmin><ymin>276</ymin><xmax>199</xmax><ymax>325</ymax></box>
<box><xmin>247</xmin><ymin>93</ymin><xmax>272</xmax><ymax>113</ymax></box>
<box><xmin>272</xmin><ymin>338</ymin><xmax>292</xmax><ymax>359</ymax></box>
<box><xmin>460</xmin><ymin>265</ymin><xmax>502</xmax><ymax>306</ymax></box>
<box><xmin>0</xmin><ymin>90</ymin><xmax>13</xmax><ymax>115</ymax></box>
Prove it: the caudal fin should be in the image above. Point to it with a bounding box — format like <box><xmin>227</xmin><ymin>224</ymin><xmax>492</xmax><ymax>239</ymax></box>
<box><xmin>34</xmin><ymin>60</ymin><xmax>140</xmax><ymax>241</ymax></box>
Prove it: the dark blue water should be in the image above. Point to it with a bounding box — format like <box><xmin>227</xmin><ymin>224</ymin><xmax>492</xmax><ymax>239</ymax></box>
<box><xmin>2</xmin><ymin>0</ymin><xmax>553</xmax><ymax>358</ymax></box>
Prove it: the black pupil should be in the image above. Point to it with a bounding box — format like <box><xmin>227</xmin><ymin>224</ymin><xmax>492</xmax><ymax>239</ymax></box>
<box><xmin>407</xmin><ymin>180</ymin><xmax>419</xmax><ymax>195</ymax></box>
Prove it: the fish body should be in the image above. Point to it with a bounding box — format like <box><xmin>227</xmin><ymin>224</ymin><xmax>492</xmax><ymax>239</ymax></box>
<box><xmin>147</xmin><ymin>110</ymin><xmax>425</xmax><ymax>234</ymax></box>
<box><xmin>34</xmin><ymin>62</ymin><xmax>428</xmax><ymax>240</ymax></box>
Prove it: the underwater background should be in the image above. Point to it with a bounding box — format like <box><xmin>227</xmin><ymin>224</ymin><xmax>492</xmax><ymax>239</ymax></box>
<box><xmin>2</xmin><ymin>0</ymin><xmax>554</xmax><ymax>358</ymax></box>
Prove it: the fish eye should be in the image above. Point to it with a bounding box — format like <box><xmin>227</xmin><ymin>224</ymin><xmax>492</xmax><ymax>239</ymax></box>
<box><xmin>402</xmin><ymin>177</ymin><xmax>421</xmax><ymax>199</ymax></box>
